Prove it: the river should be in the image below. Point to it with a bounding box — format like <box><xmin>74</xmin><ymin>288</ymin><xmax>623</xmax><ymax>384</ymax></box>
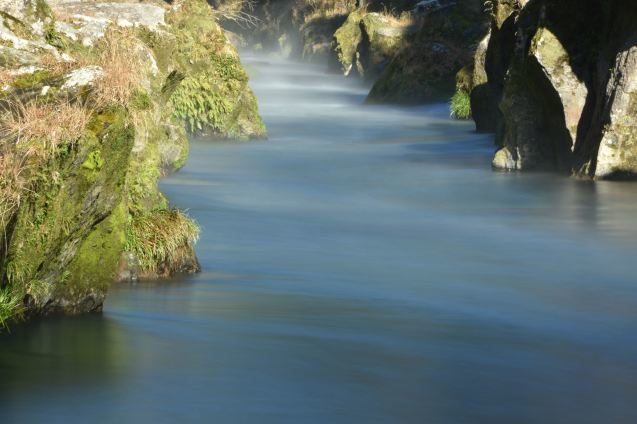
<box><xmin>1</xmin><ymin>54</ymin><xmax>637</xmax><ymax>423</ymax></box>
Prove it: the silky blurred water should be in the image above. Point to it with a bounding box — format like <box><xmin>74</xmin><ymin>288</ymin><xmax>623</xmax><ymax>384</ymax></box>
<box><xmin>2</xmin><ymin>54</ymin><xmax>637</xmax><ymax>423</ymax></box>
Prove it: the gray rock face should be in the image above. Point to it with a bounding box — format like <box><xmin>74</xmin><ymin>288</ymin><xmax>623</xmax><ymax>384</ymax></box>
<box><xmin>0</xmin><ymin>0</ymin><xmax>33</xmax><ymax>20</ymax></box>
<box><xmin>470</xmin><ymin>32</ymin><xmax>500</xmax><ymax>133</ymax></box>
<box><xmin>50</xmin><ymin>2</ymin><xmax>167</xmax><ymax>46</ymax></box>
<box><xmin>477</xmin><ymin>0</ymin><xmax>637</xmax><ymax>179</ymax></box>
<box><xmin>595</xmin><ymin>44</ymin><xmax>637</xmax><ymax>178</ymax></box>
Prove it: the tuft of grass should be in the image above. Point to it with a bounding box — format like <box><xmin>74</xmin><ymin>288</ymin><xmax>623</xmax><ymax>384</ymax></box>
<box><xmin>0</xmin><ymin>287</ymin><xmax>22</xmax><ymax>330</ymax></box>
<box><xmin>125</xmin><ymin>209</ymin><xmax>200</xmax><ymax>272</ymax></box>
<box><xmin>0</xmin><ymin>98</ymin><xmax>90</xmax><ymax>160</ymax></box>
<box><xmin>92</xmin><ymin>28</ymin><xmax>145</xmax><ymax>107</ymax></box>
<box><xmin>450</xmin><ymin>90</ymin><xmax>472</xmax><ymax>120</ymax></box>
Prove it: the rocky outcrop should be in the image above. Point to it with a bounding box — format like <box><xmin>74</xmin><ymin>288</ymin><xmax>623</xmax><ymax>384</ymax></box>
<box><xmin>475</xmin><ymin>0</ymin><xmax>637</xmax><ymax>179</ymax></box>
<box><xmin>0</xmin><ymin>0</ymin><xmax>264</xmax><ymax>326</ymax></box>
<box><xmin>332</xmin><ymin>10</ymin><xmax>417</xmax><ymax>79</ymax></box>
<box><xmin>366</xmin><ymin>0</ymin><xmax>487</xmax><ymax>104</ymax></box>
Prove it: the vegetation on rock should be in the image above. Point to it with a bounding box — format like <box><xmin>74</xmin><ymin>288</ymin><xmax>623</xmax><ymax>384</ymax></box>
<box><xmin>450</xmin><ymin>90</ymin><xmax>471</xmax><ymax>120</ymax></box>
<box><xmin>0</xmin><ymin>0</ymin><xmax>266</xmax><ymax>329</ymax></box>
<box><xmin>165</xmin><ymin>0</ymin><xmax>265</xmax><ymax>138</ymax></box>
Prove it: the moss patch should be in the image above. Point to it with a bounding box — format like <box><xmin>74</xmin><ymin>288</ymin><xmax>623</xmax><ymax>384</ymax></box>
<box><xmin>165</xmin><ymin>0</ymin><xmax>265</xmax><ymax>138</ymax></box>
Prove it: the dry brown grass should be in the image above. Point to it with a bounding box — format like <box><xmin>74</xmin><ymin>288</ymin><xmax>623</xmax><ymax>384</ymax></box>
<box><xmin>1</xmin><ymin>99</ymin><xmax>90</xmax><ymax>159</ymax></box>
<box><xmin>0</xmin><ymin>69</ymin><xmax>16</xmax><ymax>87</ymax></box>
<box><xmin>303</xmin><ymin>1</ymin><xmax>416</xmax><ymax>26</ymax></box>
<box><xmin>214</xmin><ymin>0</ymin><xmax>260</xmax><ymax>28</ymax></box>
<box><xmin>0</xmin><ymin>96</ymin><xmax>91</xmax><ymax>235</ymax></box>
<box><xmin>377</xmin><ymin>7</ymin><xmax>417</xmax><ymax>26</ymax></box>
<box><xmin>304</xmin><ymin>0</ymin><xmax>355</xmax><ymax>23</ymax></box>
<box><xmin>91</xmin><ymin>28</ymin><xmax>145</xmax><ymax>107</ymax></box>
<box><xmin>39</xmin><ymin>52</ymin><xmax>86</xmax><ymax>76</ymax></box>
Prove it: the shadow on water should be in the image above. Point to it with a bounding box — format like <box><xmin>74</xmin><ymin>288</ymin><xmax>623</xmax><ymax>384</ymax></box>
<box><xmin>0</xmin><ymin>314</ymin><xmax>129</xmax><ymax>418</ymax></box>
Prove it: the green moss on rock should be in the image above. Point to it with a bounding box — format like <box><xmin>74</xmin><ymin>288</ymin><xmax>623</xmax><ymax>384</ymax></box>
<box><xmin>165</xmin><ymin>0</ymin><xmax>266</xmax><ymax>139</ymax></box>
<box><xmin>1</xmin><ymin>106</ymin><xmax>134</xmax><ymax>317</ymax></box>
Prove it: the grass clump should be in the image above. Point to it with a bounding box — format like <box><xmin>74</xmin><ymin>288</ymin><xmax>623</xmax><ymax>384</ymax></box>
<box><xmin>450</xmin><ymin>90</ymin><xmax>472</xmax><ymax>120</ymax></box>
<box><xmin>304</xmin><ymin>0</ymin><xmax>355</xmax><ymax>23</ymax></box>
<box><xmin>0</xmin><ymin>287</ymin><xmax>22</xmax><ymax>330</ymax></box>
<box><xmin>125</xmin><ymin>209</ymin><xmax>200</xmax><ymax>273</ymax></box>
<box><xmin>92</xmin><ymin>29</ymin><xmax>145</xmax><ymax>108</ymax></box>
<box><xmin>1</xmin><ymin>98</ymin><xmax>90</xmax><ymax>158</ymax></box>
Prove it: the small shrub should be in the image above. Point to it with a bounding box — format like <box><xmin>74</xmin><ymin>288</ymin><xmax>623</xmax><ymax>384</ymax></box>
<box><xmin>450</xmin><ymin>90</ymin><xmax>472</xmax><ymax>120</ymax></box>
<box><xmin>213</xmin><ymin>0</ymin><xmax>260</xmax><ymax>28</ymax></box>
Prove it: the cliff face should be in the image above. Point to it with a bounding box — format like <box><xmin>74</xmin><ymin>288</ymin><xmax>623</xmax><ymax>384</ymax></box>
<box><xmin>0</xmin><ymin>0</ymin><xmax>264</xmax><ymax>326</ymax></box>
<box><xmin>478</xmin><ymin>0</ymin><xmax>637</xmax><ymax>179</ymax></box>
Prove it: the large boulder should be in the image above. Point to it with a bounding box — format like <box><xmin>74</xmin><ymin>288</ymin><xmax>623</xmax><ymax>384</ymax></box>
<box><xmin>366</xmin><ymin>0</ymin><xmax>487</xmax><ymax>104</ymax></box>
<box><xmin>480</xmin><ymin>0</ymin><xmax>637</xmax><ymax>178</ymax></box>
<box><xmin>332</xmin><ymin>10</ymin><xmax>417</xmax><ymax>79</ymax></box>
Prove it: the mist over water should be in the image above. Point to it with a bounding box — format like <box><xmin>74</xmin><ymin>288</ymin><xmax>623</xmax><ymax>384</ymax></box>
<box><xmin>2</xmin><ymin>54</ymin><xmax>637</xmax><ymax>423</ymax></box>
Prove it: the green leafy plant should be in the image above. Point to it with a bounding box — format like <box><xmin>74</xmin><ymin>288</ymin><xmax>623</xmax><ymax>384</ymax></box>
<box><xmin>169</xmin><ymin>72</ymin><xmax>232</xmax><ymax>133</ymax></box>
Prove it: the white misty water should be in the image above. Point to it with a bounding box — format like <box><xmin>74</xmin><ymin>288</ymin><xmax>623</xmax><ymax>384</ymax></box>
<box><xmin>1</xmin><ymin>54</ymin><xmax>637</xmax><ymax>423</ymax></box>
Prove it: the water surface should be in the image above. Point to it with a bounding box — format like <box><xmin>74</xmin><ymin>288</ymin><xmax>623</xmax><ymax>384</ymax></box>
<box><xmin>2</xmin><ymin>54</ymin><xmax>637</xmax><ymax>423</ymax></box>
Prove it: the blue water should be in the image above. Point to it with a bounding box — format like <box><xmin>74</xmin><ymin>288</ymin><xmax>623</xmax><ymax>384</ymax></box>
<box><xmin>1</xmin><ymin>54</ymin><xmax>637</xmax><ymax>423</ymax></box>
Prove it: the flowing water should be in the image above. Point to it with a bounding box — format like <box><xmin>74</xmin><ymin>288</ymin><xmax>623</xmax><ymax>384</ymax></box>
<box><xmin>2</xmin><ymin>54</ymin><xmax>637</xmax><ymax>423</ymax></box>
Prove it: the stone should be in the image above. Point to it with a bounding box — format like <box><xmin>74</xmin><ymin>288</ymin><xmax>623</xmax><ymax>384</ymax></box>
<box><xmin>595</xmin><ymin>44</ymin><xmax>637</xmax><ymax>178</ymax></box>
<box><xmin>60</xmin><ymin>65</ymin><xmax>104</xmax><ymax>90</ymax></box>
<box><xmin>492</xmin><ymin>146</ymin><xmax>518</xmax><ymax>170</ymax></box>
<box><xmin>474</xmin><ymin>0</ymin><xmax>637</xmax><ymax>178</ymax></box>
